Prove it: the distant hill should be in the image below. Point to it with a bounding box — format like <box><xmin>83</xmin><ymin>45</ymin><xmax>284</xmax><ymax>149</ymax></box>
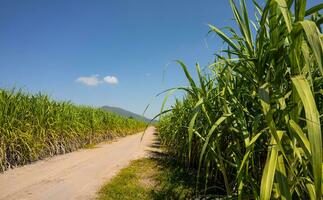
<box><xmin>101</xmin><ymin>106</ymin><xmax>154</xmax><ymax>123</ymax></box>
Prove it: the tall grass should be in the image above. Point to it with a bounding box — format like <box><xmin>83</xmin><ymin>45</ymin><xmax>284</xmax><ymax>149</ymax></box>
<box><xmin>0</xmin><ymin>89</ymin><xmax>146</xmax><ymax>172</ymax></box>
<box><xmin>158</xmin><ymin>0</ymin><xmax>322</xmax><ymax>199</ymax></box>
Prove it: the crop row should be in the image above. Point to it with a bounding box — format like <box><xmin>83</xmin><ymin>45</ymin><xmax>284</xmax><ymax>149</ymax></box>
<box><xmin>158</xmin><ymin>0</ymin><xmax>322</xmax><ymax>199</ymax></box>
<box><xmin>0</xmin><ymin>89</ymin><xmax>146</xmax><ymax>171</ymax></box>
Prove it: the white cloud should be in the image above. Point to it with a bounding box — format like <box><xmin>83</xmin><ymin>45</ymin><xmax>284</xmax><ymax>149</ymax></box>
<box><xmin>76</xmin><ymin>75</ymin><xmax>100</xmax><ymax>86</ymax></box>
<box><xmin>103</xmin><ymin>76</ymin><xmax>118</xmax><ymax>85</ymax></box>
<box><xmin>76</xmin><ymin>75</ymin><xmax>119</xmax><ymax>86</ymax></box>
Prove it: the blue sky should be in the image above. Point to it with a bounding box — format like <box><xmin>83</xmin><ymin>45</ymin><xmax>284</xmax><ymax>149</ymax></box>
<box><xmin>0</xmin><ymin>0</ymin><xmax>321</xmax><ymax>119</ymax></box>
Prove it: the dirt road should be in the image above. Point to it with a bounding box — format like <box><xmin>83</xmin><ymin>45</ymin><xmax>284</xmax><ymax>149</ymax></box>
<box><xmin>0</xmin><ymin>126</ymin><xmax>156</xmax><ymax>200</ymax></box>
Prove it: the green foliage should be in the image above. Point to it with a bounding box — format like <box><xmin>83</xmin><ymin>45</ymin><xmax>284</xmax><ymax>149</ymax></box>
<box><xmin>0</xmin><ymin>89</ymin><xmax>146</xmax><ymax>171</ymax></box>
<box><xmin>97</xmin><ymin>157</ymin><xmax>196</xmax><ymax>200</ymax></box>
<box><xmin>98</xmin><ymin>160</ymin><xmax>150</xmax><ymax>200</ymax></box>
<box><xmin>158</xmin><ymin>0</ymin><xmax>323</xmax><ymax>199</ymax></box>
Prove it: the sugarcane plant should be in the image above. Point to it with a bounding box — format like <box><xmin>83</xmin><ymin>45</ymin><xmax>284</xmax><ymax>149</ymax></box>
<box><xmin>158</xmin><ymin>0</ymin><xmax>323</xmax><ymax>199</ymax></box>
<box><xmin>0</xmin><ymin>89</ymin><xmax>146</xmax><ymax>172</ymax></box>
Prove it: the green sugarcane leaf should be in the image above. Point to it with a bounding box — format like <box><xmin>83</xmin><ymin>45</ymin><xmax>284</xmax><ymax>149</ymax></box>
<box><xmin>299</xmin><ymin>21</ymin><xmax>323</xmax><ymax>76</ymax></box>
<box><xmin>292</xmin><ymin>76</ymin><xmax>322</xmax><ymax>200</ymax></box>
<box><xmin>260</xmin><ymin>134</ymin><xmax>279</xmax><ymax>200</ymax></box>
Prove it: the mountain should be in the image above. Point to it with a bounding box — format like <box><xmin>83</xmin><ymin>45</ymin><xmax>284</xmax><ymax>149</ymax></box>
<box><xmin>101</xmin><ymin>106</ymin><xmax>154</xmax><ymax>123</ymax></box>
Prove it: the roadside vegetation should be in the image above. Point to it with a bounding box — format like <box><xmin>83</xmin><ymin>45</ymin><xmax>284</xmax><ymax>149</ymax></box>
<box><xmin>158</xmin><ymin>0</ymin><xmax>322</xmax><ymax>199</ymax></box>
<box><xmin>97</xmin><ymin>157</ymin><xmax>196</xmax><ymax>200</ymax></box>
<box><xmin>0</xmin><ymin>89</ymin><xmax>146</xmax><ymax>172</ymax></box>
